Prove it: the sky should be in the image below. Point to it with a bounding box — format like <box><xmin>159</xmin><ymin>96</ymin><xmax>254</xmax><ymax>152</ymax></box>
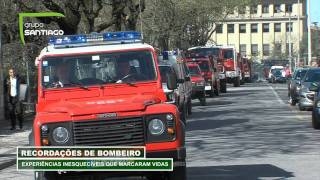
<box><xmin>310</xmin><ymin>0</ymin><xmax>320</xmax><ymax>24</ymax></box>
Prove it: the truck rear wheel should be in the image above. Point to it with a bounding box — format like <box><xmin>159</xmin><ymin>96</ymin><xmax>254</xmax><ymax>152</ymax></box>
<box><xmin>187</xmin><ymin>99</ymin><xmax>192</xmax><ymax>115</ymax></box>
<box><xmin>199</xmin><ymin>96</ymin><xmax>206</xmax><ymax>106</ymax></box>
<box><xmin>214</xmin><ymin>81</ymin><xmax>220</xmax><ymax>96</ymax></box>
<box><xmin>167</xmin><ymin>165</ymin><xmax>187</xmax><ymax>180</ymax></box>
<box><xmin>233</xmin><ymin>77</ymin><xmax>240</xmax><ymax>87</ymax></box>
<box><xmin>34</xmin><ymin>172</ymin><xmax>56</xmax><ymax>180</ymax></box>
<box><xmin>220</xmin><ymin>80</ymin><xmax>227</xmax><ymax>93</ymax></box>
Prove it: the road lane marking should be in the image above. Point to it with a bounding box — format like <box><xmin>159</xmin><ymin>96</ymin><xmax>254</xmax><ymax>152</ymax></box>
<box><xmin>269</xmin><ymin>85</ymin><xmax>285</xmax><ymax>105</ymax></box>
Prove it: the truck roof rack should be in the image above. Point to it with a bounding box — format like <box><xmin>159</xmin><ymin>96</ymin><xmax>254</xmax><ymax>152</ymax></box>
<box><xmin>48</xmin><ymin>31</ymin><xmax>142</xmax><ymax>49</ymax></box>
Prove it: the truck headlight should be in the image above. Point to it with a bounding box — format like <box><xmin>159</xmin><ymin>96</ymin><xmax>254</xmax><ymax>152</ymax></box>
<box><xmin>52</xmin><ymin>127</ymin><xmax>70</xmax><ymax>144</ymax></box>
<box><xmin>148</xmin><ymin>119</ymin><xmax>165</xmax><ymax>135</ymax></box>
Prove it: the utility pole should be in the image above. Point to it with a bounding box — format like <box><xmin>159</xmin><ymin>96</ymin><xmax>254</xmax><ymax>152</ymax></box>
<box><xmin>307</xmin><ymin>0</ymin><xmax>312</xmax><ymax>65</ymax></box>
<box><xmin>297</xmin><ymin>0</ymin><xmax>300</xmax><ymax>68</ymax></box>
<box><xmin>0</xmin><ymin>17</ymin><xmax>4</xmax><ymax>121</ymax></box>
<box><xmin>313</xmin><ymin>22</ymin><xmax>319</xmax><ymax>61</ymax></box>
<box><xmin>288</xmin><ymin>12</ymin><xmax>292</xmax><ymax>72</ymax></box>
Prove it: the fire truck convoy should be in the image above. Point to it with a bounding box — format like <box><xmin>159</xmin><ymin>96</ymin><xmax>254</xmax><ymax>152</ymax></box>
<box><xmin>30</xmin><ymin>32</ymin><xmax>186</xmax><ymax>180</ymax></box>
<box><xmin>186</xmin><ymin>45</ymin><xmax>248</xmax><ymax>93</ymax></box>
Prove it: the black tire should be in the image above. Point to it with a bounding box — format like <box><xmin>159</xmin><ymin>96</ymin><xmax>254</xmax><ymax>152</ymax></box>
<box><xmin>290</xmin><ymin>96</ymin><xmax>297</xmax><ymax>106</ymax></box>
<box><xmin>148</xmin><ymin>162</ymin><xmax>186</xmax><ymax>180</ymax></box>
<box><xmin>220</xmin><ymin>81</ymin><xmax>227</xmax><ymax>93</ymax></box>
<box><xmin>209</xmin><ymin>86</ymin><xmax>214</xmax><ymax>97</ymax></box>
<box><xmin>168</xmin><ymin>164</ymin><xmax>187</xmax><ymax>180</ymax></box>
<box><xmin>199</xmin><ymin>96</ymin><xmax>206</xmax><ymax>106</ymax></box>
<box><xmin>214</xmin><ymin>82</ymin><xmax>220</xmax><ymax>96</ymax></box>
<box><xmin>299</xmin><ymin>103</ymin><xmax>305</xmax><ymax>111</ymax></box>
<box><xmin>233</xmin><ymin>77</ymin><xmax>240</xmax><ymax>87</ymax></box>
<box><xmin>312</xmin><ymin>110</ymin><xmax>320</xmax><ymax>129</ymax></box>
<box><xmin>180</xmin><ymin>104</ymin><xmax>187</xmax><ymax>124</ymax></box>
<box><xmin>187</xmin><ymin>99</ymin><xmax>192</xmax><ymax>115</ymax></box>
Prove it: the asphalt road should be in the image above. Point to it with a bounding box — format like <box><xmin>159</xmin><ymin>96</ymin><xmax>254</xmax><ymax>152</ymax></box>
<box><xmin>1</xmin><ymin>82</ymin><xmax>320</xmax><ymax>180</ymax></box>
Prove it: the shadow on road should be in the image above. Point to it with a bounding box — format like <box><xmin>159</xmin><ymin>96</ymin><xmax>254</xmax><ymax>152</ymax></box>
<box><xmin>187</xmin><ymin>164</ymin><xmax>294</xmax><ymax>180</ymax></box>
<box><xmin>187</xmin><ymin>118</ymin><xmax>249</xmax><ymax>131</ymax></box>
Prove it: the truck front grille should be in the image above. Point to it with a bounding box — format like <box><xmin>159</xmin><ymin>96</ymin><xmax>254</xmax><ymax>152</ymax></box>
<box><xmin>73</xmin><ymin>117</ymin><xmax>145</xmax><ymax>146</ymax></box>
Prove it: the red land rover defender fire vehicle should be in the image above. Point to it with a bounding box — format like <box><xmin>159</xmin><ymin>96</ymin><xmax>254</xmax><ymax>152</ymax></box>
<box><xmin>30</xmin><ymin>32</ymin><xmax>186</xmax><ymax>180</ymax></box>
<box><xmin>186</xmin><ymin>47</ymin><xmax>227</xmax><ymax>93</ymax></box>
<box><xmin>220</xmin><ymin>46</ymin><xmax>241</xmax><ymax>87</ymax></box>
<box><xmin>185</xmin><ymin>49</ymin><xmax>220</xmax><ymax>97</ymax></box>
<box><xmin>187</xmin><ymin>63</ymin><xmax>206</xmax><ymax>106</ymax></box>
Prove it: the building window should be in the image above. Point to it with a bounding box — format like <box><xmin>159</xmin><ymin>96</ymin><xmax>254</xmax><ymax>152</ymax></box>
<box><xmin>286</xmin><ymin>4</ymin><xmax>293</xmax><ymax>13</ymax></box>
<box><xmin>286</xmin><ymin>22</ymin><xmax>293</xmax><ymax>32</ymax></box>
<box><xmin>228</xmin><ymin>24</ymin><xmax>234</xmax><ymax>33</ymax></box>
<box><xmin>262</xmin><ymin>4</ymin><xmax>269</xmax><ymax>13</ymax></box>
<box><xmin>251</xmin><ymin>44</ymin><xmax>258</xmax><ymax>56</ymax></box>
<box><xmin>239</xmin><ymin>24</ymin><xmax>246</xmax><ymax>33</ymax></box>
<box><xmin>216</xmin><ymin>24</ymin><xmax>223</xmax><ymax>33</ymax></box>
<box><xmin>240</xmin><ymin>44</ymin><xmax>247</xmax><ymax>56</ymax></box>
<box><xmin>275</xmin><ymin>43</ymin><xmax>282</xmax><ymax>55</ymax></box>
<box><xmin>274</xmin><ymin>4</ymin><xmax>281</xmax><ymax>13</ymax></box>
<box><xmin>251</xmin><ymin>24</ymin><xmax>258</xmax><ymax>33</ymax></box>
<box><xmin>263</xmin><ymin>44</ymin><xmax>270</xmax><ymax>56</ymax></box>
<box><xmin>263</xmin><ymin>23</ymin><xmax>269</xmax><ymax>32</ymax></box>
<box><xmin>250</xmin><ymin>6</ymin><xmax>257</xmax><ymax>14</ymax></box>
<box><xmin>275</xmin><ymin>23</ymin><xmax>281</xmax><ymax>32</ymax></box>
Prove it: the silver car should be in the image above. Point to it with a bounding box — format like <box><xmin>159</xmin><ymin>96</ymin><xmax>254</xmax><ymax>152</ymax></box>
<box><xmin>298</xmin><ymin>68</ymin><xmax>320</xmax><ymax>111</ymax></box>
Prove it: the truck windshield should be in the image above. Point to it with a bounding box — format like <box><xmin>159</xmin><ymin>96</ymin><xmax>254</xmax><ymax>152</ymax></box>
<box><xmin>188</xmin><ymin>66</ymin><xmax>201</xmax><ymax>76</ymax></box>
<box><xmin>224</xmin><ymin>49</ymin><xmax>234</xmax><ymax>59</ymax></box>
<box><xmin>187</xmin><ymin>48</ymin><xmax>219</xmax><ymax>58</ymax></box>
<box><xmin>42</xmin><ymin>50</ymin><xmax>156</xmax><ymax>89</ymax></box>
<box><xmin>305</xmin><ymin>71</ymin><xmax>320</xmax><ymax>82</ymax></box>
<box><xmin>197</xmin><ymin>61</ymin><xmax>209</xmax><ymax>72</ymax></box>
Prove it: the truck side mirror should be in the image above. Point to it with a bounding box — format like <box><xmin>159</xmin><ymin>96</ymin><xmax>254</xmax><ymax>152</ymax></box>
<box><xmin>185</xmin><ymin>76</ymin><xmax>191</xmax><ymax>82</ymax></box>
<box><xmin>167</xmin><ymin>74</ymin><xmax>177</xmax><ymax>90</ymax></box>
<box><xmin>309</xmin><ymin>82</ymin><xmax>319</xmax><ymax>92</ymax></box>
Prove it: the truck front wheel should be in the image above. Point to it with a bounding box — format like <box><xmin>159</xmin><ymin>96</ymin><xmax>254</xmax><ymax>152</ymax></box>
<box><xmin>220</xmin><ymin>80</ymin><xmax>227</xmax><ymax>93</ymax></box>
<box><xmin>168</xmin><ymin>164</ymin><xmax>187</xmax><ymax>180</ymax></box>
<box><xmin>233</xmin><ymin>77</ymin><xmax>240</xmax><ymax>87</ymax></box>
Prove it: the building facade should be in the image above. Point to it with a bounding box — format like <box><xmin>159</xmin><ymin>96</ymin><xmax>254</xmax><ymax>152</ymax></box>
<box><xmin>211</xmin><ymin>0</ymin><xmax>307</xmax><ymax>61</ymax></box>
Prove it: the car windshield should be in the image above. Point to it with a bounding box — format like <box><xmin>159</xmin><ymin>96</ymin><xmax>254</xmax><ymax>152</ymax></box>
<box><xmin>159</xmin><ymin>66</ymin><xmax>175</xmax><ymax>83</ymax></box>
<box><xmin>188</xmin><ymin>65</ymin><xmax>201</xmax><ymax>76</ymax></box>
<box><xmin>42</xmin><ymin>50</ymin><xmax>156</xmax><ymax>89</ymax></box>
<box><xmin>187</xmin><ymin>48</ymin><xmax>219</xmax><ymax>58</ymax></box>
<box><xmin>274</xmin><ymin>70</ymin><xmax>282</xmax><ymax>77</ymax></box>
<box><xmin>295</xmin><ymin>69</ymin><xmax>307</xmax><ymax>80</ymax></box>
<box><xmin>305</xmin><ymin>71</ymin><xmax>320</xmax><ymax>82</ymax></box>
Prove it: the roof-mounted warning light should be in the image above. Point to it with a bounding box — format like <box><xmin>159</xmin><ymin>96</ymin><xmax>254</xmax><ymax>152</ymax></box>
<box><xmin>48</xmin><ymin>31</ymin><xmax>142</xmax><ymax>47</ymax></box>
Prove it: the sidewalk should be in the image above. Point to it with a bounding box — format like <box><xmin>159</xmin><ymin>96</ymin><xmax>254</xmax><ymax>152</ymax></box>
<box><xmin>0</xmin><ymin>114</ymin><xmax>34</xmax><ymax>171</ymax></box>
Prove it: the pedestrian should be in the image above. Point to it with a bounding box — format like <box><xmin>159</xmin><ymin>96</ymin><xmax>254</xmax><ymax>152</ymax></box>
<box><xmin>3</xmin><ymin>68</ymin><xmax>23</xmax><ymax>130</ymax></box>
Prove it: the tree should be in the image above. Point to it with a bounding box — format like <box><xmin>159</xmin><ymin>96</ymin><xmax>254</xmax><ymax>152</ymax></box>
<box><xmin>142</xmin><ymin>0</ymin><xmax>257</xmax><ymax>50</ymax></box>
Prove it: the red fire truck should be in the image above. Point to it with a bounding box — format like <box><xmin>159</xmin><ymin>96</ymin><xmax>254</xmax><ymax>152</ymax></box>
<box><xmin>30</xmin><ymin>32</ymin><xmax>186</xmax><ymax>180</ymax></box>
<box><xmin>220</xmin><ymin>46</ymin><xmax>241</xmax><ymax>87</ymax></box>
<box><xmin>241</xmin><ymin>56</ymin><xmax>252</xmax><ymax>83</ymax></box>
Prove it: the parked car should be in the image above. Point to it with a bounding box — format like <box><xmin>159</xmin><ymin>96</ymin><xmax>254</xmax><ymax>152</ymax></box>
<box><xmin>288</xmin><ymin>68</ymin><xmax>308</xmax><ymax>106</ymax></box>
<box><xmin>270</xmin><ymin>69</ymin><xmax>286</xmax><ymax>83</ymax></box>
<box><xmin>310</xmin><ymin>82</ymin><xmax>320</xmax><ymax>129</ymax></box>
<box><xmin>159</xmin><ymin>51</ymin><xmax>192</xmax><ymax>123</ymax></box>
<box><xmin>187</xmin><ymin>63</ymin><xmax>206</xmax><ymax>106</ymax></box>
<box><xmin>297</xmin><ymin>68</ymin><xmax>320</xmax><ymax>111</ymax></box>
<box><xmin>268</xmin><ymin>66</ymin><xmax>284</xmax><ymax>83</ymax></box>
